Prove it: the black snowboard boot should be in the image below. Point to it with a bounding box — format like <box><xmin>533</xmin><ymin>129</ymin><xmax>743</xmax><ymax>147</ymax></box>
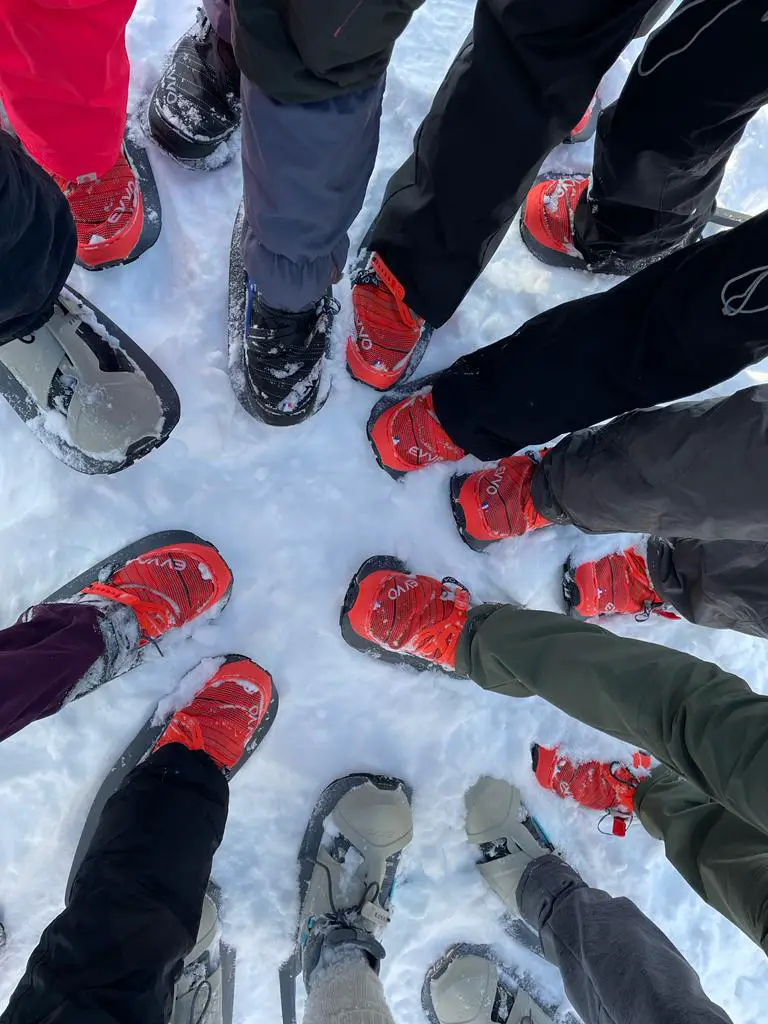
<box><xmin>148</xmin><ymin>9</ymin><xmax>240</xmax><ymax>166</ymax></box>
<box><xmin>243</xmin><ymin>287</ymin><xmax>339</xmax><ymax>425</ymax></box>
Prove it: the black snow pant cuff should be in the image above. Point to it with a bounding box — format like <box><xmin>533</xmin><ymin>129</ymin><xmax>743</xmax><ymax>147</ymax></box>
<box><xmin>0</xmin><ymin>132</ymin><xmax>77</xmax><ymax>344</ymax></box>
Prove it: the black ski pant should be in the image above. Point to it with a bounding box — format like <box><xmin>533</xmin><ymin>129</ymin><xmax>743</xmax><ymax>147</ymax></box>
<box><xmin>0</xmin><ymin>131</ymin><xmax>76</xmax><ymax>344</ymax></box>
<box><xmin>364</xmin><ymin>0</ymin><xmax>768</xmax><ymax>327</ymax></box>
<box><xmin>518</xmin><ymin>856</ymin><xmax>732</xmax><ymax>1023</ymax></box>
<box><xmin>0</xmin><ymin>744</ymin><xmax>228</xmax><ymax>1024</ymax></box>
<box><xmin>431</xmin><ymin>211</ymin><xmax>768</xmax><ymax>461</ymax></box>
<box><xmin>528</xmin><ymin>384</ymin><xmax>768</xmax><ymax>638</ymax></box>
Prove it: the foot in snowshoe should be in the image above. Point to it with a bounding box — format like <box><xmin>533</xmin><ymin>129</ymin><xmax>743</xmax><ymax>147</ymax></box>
<box><xmin>52</xmin><ymin>532</ymin><xmax>233</xmax><ymax>692</ymax></box>
<box><xmin>153</xmin><ymin>655</ymin><xmax>277</xmax><ymax>779</ymax></box>
<box><xmin>341</xmin><ymin>556</ymin><xmax>471</xmax><ymax>673</ymax></box>
<box><xmin>295</xmin><ymin>775</ymin><xmax>413</xmax><ymax>990</ymax></box>
<box><xmin>54</xmin><ymin>145</ymin><xmax>145</xmax><ymax>270</ymax></box>
<box><xmin>424</xmin><ymin>946</ymin><xmax>559</xmax><ymax>1024</ymax></box>
<box><xmin>367</xmin><ymin>377</ymin><xmax>465</xmax><ymax>480</ymax></box>
<box><xmin>519</xmin><ymin>174</ymin><xmax>590</xmax><ymax>271</ymax></box>
<box><xmin>242</xmin><ymin>283</ymin><xmax>338</xmax><ymax>426</ymax></box>
<box><xmin>348</xmin><ymin>252</ymin><xmax>433</xmax><ymax>391</ymax></box>
<box><xmin>0</xmin><ymin>286</ymin><xmax>179</xmax><ymax>472</ymax></box>
<box><xmin>465</xmin><ymin>777</ymin><xmax>554</xmax><ymax>917</ymax></box>
<box><xmin>148</xmin><ymin>9</ymin><xmax>241</xmax><ymax>166</ymax></box>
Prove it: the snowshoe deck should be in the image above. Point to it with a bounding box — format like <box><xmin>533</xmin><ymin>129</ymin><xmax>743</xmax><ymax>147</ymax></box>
<box><xmin>64</xmin><ymin>652</ymin><xmax>276</xmax><ymax>903</ymax></box>
<box><xmin>279</xmin><ymin>773</ymin><xmax>413</xmax><ymax>1024</ymax></box>
<box><xmin>423</xmin><ymin>943</ymin><xmax>579</xmax><ymax>1024</ymax></box>
<box><xmin>0</xmin><ymin>287</ymin><xmax>179</xmax><ymax>474</ymax></box>
<box><xmin>77</xmin><ymin>133</ymin><xmax>162</xmax><ymax>272</ymax></box>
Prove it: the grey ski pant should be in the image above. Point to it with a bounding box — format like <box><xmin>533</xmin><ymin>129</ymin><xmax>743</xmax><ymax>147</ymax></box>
<box><xmin>518</xmin><ymin>856</ymin><xmax>732</xmax><ymax>1023</ymax></box>
<box><xmin>530</xmin><ymin>384</ymin><xmax>768</xmax><ymax>638</ymax></box>
<box><xmin>458</xmin><ymin>606</ymin><xmax>768</xmax><ymax>955</ymax></box>
<box><xmin>204</xmin><ymin>0</ymin><xmax>384</xmax><ymax>312</ymax></box>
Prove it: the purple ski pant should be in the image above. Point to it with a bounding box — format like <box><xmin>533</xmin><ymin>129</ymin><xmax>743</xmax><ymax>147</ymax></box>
<box><xmin>0</xmin><ymin>603</ymin><xmax>104</xmax><ymax>743</ymax></box>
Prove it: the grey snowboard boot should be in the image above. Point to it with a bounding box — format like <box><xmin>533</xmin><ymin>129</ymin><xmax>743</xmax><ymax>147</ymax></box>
<box><xmin>424</xmin><ymin>947</ymin><xmax>558</xmax><ymax>1024</ymax></box>
<box><xmin>465</xmin><ymin>777</ymin><xmax>554</xmax><ymax>917</ymax></box>
<box><xmin>278</xmin><ymin>773</ymin><xmax>413</xmax><ymax>1024</ymax></box>
<box><xmin>0</xmin><ymin>286</ymin><xmax>179</xmax><ymax>473</ymax></box>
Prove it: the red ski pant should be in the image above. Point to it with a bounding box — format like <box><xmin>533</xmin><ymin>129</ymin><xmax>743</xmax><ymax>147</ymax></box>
<box><xmin>0</xmin><ymin>0</ymin><xmax>136</xmax><ymax>180</ymax></box>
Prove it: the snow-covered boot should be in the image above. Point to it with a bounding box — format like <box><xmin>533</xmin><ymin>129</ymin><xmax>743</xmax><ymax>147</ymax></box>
<box><xmin>279</xmin><ymin>774</ymin><xmax>413</xmax><ymax>1024</ymax></box>
<box><xmin>241</xmin><ymin>284</ymin><xmax>337</xmax><ymax>425</ymax></box>
<box><xmin>227</xmin><ymin>202</ymin><xmax>337</xmax><ymax>425</ymax></box>
<box><xmin>0</xmin><ymin>286</ymin><xmax>179</xmax><ymax>473</ymax></box>
<box><xmin>465</xmin><ymin>777</ymin><xmax>553</xmax><ymax>917</ymax></box>
<box><xmin>41</xmin><ymin>530</ymin><xmax>234</xmax><ymax>703</ymax></box>
<box><xmin>148</xmin><ymin>9</ymin><xmax>241</xmax><ymax>166</ymax></box>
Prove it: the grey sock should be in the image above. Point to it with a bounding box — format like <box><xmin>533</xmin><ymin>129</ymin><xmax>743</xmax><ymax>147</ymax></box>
<box><xmin>62</xmin><ymin>595</ymin><xmax>141</xmax><ymax>702</ymax></box>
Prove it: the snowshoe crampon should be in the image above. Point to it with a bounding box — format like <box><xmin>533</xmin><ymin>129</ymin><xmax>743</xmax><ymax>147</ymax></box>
<box><xmin>0</xmin><ymin>287</ymin><xmax>179</xmax><ymax>473</ymax></box>
<box><xmin>279</xmin><ymin>773</ymin><xmax>413</xmax><ymax>1024</ymax></box>
<box><xmin>423</xmin><ymin>944</ymin><xmax>579</xmax><ymax>1024</ymax></box>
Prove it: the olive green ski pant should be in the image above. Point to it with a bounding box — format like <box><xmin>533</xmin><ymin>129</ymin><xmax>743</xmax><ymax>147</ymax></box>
<box><xmin>456</xmin><ymin>606</ymin><xmax>768</xmax><ymax>954</ymax></box>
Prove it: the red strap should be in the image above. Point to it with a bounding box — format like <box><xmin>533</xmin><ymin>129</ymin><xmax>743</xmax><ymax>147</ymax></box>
<box><xmin>612</xmin><ymin>816</ymin><xmax>628</xmax><ymax>838</ymax></box>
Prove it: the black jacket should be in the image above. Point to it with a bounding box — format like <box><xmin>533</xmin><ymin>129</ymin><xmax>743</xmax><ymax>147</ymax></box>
<box><xmin>231</xmin><ymin>0</ymin><xmax>424</xmax><ymax>103</ymax></box>
<box><xmin>0</xmin><ymin>133</ymin><xmax>75</xmax><ymax>344</ymax></box>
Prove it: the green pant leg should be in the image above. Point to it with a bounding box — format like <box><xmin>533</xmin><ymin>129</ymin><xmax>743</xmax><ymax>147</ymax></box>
<box><xmin>636</xmin><ymin>767</ymin><xmax>768</xmax><ymax>953</ymax></box>
<box><xmin>457</xmin><ymin>605</ymin><xmax>768</xmax><ymax>837</ymax></box>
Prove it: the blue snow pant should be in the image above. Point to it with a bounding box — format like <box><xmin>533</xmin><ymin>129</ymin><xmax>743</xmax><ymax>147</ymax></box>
<box><xmin>204</xmin><ymin>0</ymin><xmax>385</xmax><ymax>312</ymax></box>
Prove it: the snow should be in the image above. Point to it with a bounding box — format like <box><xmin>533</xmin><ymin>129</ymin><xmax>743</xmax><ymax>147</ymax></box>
<box><xmin>1</xmin><ymin>1</ymin><xmax>767</xmax><ymax>1022</ymax></box>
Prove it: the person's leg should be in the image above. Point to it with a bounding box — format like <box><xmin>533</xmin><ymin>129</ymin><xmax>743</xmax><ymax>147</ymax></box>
<box><xmin>517</xmin><ymin>854</ymin><xmax>734</xmax><ymax>1020</ymax></box>
<box><xmin>0</xmin><ymin>743</ymin><xmax>228</xmax><ymax>1024</ymax></box>
<box><xmin>303</xmin><ymin>950</ymin><xmax>396</xmax><ymax>1024</ymax></box>
<box><xmin>0</xmin><ymin>534</ymin><xmax>233</xmax><ymax>743</ymax></box>
<box><xmin>240</xmin><ymin>78</ymin><xmax>384</xmax><ymax>313</ymax></box>
<box><xmin>635</xmin><ymin>768</ymin><xmax>768</xmax><ymax>954</ymax></box>
<box><xmin>647</xmin><ymin>537</ymin><xmax>768</xmax><ymax>638</ymax></box>
<box><xmin>0</xmin><ymin>603</ymin><xmax>120</xmax><ymax>743</ymax></box>
<box><xmin>574</xmin><ymin>0</ymin><xmax>768</xmax><ymax>270</ymax></box>
<box><xmin>531</xmin><ymin>385</ymin><xmax>768</xmax><ymax>543</ymax></box>
<box><xmin>0</xmin><ymin>0</ymin><xmax>136</xmax><ymax>181</ymax></box>
<box><xmin>0</xmin><ymin>131</ymin><xmax>76</xmax><ymax>343</ymax></box>
<box><xmin>431</xmin><ymin>211</ymin><xmax>768</xmax><ymax>461</ymax></box>
<box><xmin>362</xmin><ymin>0</ymin><xmax>660</xmax><ymax>330</ymax></box>
<box><xmin>236</xmin><ymin>75</ymin><xmax>384</xmax><ymax>423</ymax></box>
<box><xmin>456</xmin><ymin>605</ymin><xmax>768</xmax><ymax>839</ymax></box>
